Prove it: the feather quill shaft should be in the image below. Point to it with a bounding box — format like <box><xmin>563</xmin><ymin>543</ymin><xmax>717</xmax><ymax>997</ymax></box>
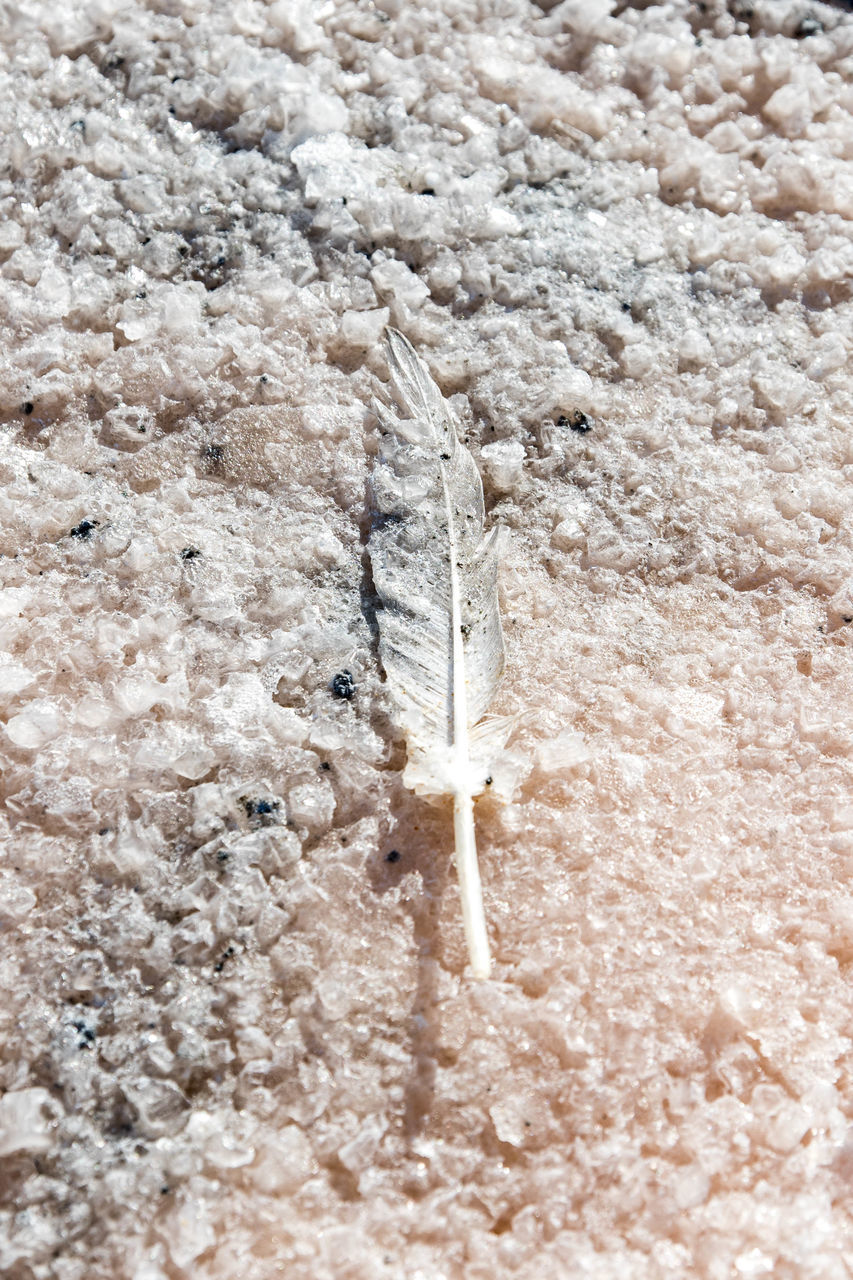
<box><xmin>368</xmin><ymin>329</ymin><xmax>506</xmax><ymax>980</ymax></box>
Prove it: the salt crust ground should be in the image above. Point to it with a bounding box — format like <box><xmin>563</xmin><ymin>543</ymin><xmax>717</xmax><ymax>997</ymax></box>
<box><xmin>1</xmin><ymin>0</ymin><xmax>853</xmax><ymax>1276</ymax></box>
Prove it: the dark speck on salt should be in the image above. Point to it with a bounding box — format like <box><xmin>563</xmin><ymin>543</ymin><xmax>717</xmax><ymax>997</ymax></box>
<box><xmin>70</xmin><ymin>519</ymin><xmax>99</xmax><ymax>539</ymax></box>
<box><xmin>331</xmin><ymin>670</ymin><xmax>356</xmax><ymax>700</ymax></box>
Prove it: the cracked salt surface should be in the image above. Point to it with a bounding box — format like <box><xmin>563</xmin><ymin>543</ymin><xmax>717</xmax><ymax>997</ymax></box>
<box><xmin>1</xmin><ymin>0</ymin><xmax>853</xmax><ymax>1276</ymax></box>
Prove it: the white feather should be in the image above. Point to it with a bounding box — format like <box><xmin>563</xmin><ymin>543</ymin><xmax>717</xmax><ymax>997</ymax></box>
<box><xmin>368</xmin><ymin>329</ymin><xmax>508</xmax><ymax>979</ymax></box>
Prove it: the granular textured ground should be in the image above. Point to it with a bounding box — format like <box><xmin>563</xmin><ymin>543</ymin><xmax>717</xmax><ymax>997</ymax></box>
<box><xmin>1</xmin><ymin>2</ymin><xmax>853</xmax><ymax>1277</ymax></box>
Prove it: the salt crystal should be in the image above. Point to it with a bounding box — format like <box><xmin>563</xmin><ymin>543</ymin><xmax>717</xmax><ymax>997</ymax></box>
<box><xmin>166</xmin><ymin>1198</ymin><xmax>215</xmax><ymax>1270</ymax></box>
<box><xmin>370</xmin><ymin>256</ymin><xmax>430</xmax><ymax>310</ymax></box>
<box><xmin>341</xmin><ymin>307</ymin><xmax>390</xmax><ymax>346</ymax></box>
<box><xmin>0</xmin><ymin>658</ymin><xmax>35</xmax><ymax>695</ymax></box>
<box><xmin>0</xmin><ymin>1089</ymin><xmax>54</xmax><ymax>1157</ymax></box>
<box><xmin>287</xmin><ymin>779</ymin><xmax>335</xmax><ymax>830</ymax></box>
<box><xmin>535</xmin><ymin>730</ymin><xmax>590</xmax><ymax>775</ymax></box>
<box><xmin>480</xmin><ymin>439</ymin><xmax>525</xmax><ymax>492</ymax></box>
<box><xmin>5</xmin><ymin>700</ymin><xmax>62</xmax><ymax>748</ymax></box>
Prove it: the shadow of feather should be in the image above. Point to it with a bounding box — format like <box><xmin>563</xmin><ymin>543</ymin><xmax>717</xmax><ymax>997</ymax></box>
<box><xmin>366</xmin><ymin>780</ymin><xmax>450</xmax><ymax>1140</ymax></box>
